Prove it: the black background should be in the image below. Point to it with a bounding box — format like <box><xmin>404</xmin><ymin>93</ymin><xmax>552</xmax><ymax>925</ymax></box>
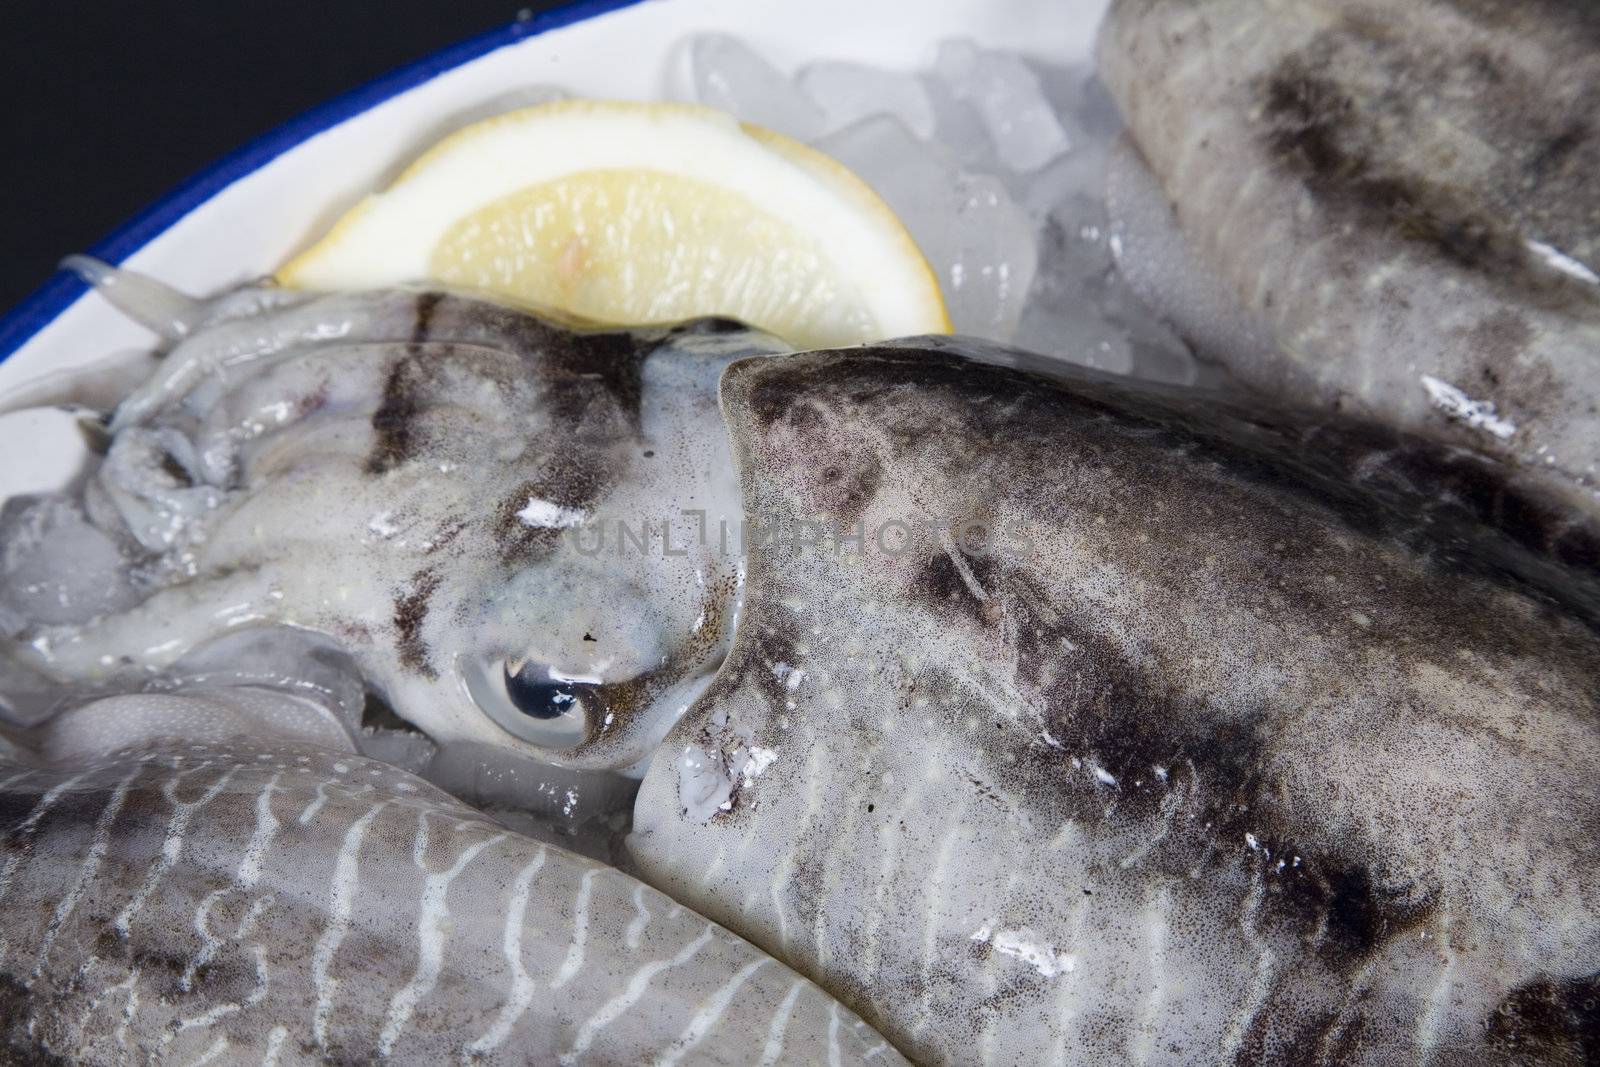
<box><xmin>0</xmin><ymin>1</ymin><xmax>574</xmax><ymax>312</ymax></box>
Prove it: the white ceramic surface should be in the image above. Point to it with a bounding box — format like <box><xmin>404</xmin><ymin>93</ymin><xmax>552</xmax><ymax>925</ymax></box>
<box><xmin>0</xmin><ymin>0</ymin><xmax>1109</xmax><ymax>496</ymax></box>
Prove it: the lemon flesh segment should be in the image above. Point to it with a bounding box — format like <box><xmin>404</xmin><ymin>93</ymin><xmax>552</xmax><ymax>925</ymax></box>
<box><xmin>430</xmin><ymin>168</ymin><xmax>876</xmax><ymax>350</ymax></box>
<box><xmin>277</xmin><ymin>100</ymin><xmax>950</xmax><ymax>347</ymax></box>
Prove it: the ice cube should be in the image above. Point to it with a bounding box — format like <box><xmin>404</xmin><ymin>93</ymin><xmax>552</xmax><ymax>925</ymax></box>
<box><xmin>797</xmin><ymin>61</ymin><xmax>936</xmax><ymax>139</ymax></box>
<box><xmin>0</xmin><ymin>495</ymin><xmax>136</xmax><ymax>627</ymax></box>
<box><xmin>1014</xmin><ymin>301</ymin><xmax>1134</xmax><ymax>375</ymax></box>
<box><xmin>1014</xmin><ymin>148</ymin><xmax>1195</xmax><ymax>380</ymax></box>
<box><xmin>817</xmin><ymin>116</ymin><xmax>1037</xmax><ymax>341</ymax></box>
<box><xmin>1031</xmin><ymin>62</ymin><xmax>1123</xmax><ymax>142</ymax></box>
<box><xmin>1024</xmin><ymin>142</ymin><xmax>1110</xmax><ymax>219</ymax></box>
<box><xmin>934</xmin><ymin>39</ymin><xmax>1074</xmax><ymax>174</ymax></box>
<box><xmin>922</xmin><ymin>74</ymin><xmax>999</xmax><ymax>173</ymax></box>
<box><xmin>1013</xmin><ymin>210</ymin><xmax>1133</xmax><ymax>375</ymax></box>
<box><xmin>1014</xmin><ymin>230</ymin><xmax>1196</xmax><ymax>382</ymax></box>
<box><xmin>1025</xmin><ymin>139</ymin><xmax>1117</xmax><ymax>299</ymax></box>
<box><xmin>669</xmin><ymin>34</ymin><xmax>825</xmax><ymax>140</ymax></box>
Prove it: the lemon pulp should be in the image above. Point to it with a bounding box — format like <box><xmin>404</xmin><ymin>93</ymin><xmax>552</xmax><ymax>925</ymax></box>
<box><xmin>279</xmin><ymin>100</ymin><xmax>950</xmax><ymax>348</ymax></box>
<box><xmin>430</xmin><ymin>168</ymin><xmax>877</xmax><ymax>347</ymax></box>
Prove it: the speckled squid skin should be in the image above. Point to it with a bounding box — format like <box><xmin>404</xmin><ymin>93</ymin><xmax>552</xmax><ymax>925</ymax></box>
<box><xmin>1097</xmin><ymin>0</ymin><xmax>1600</xmax><ymax>514</ymax></box>
<box><xmin>0</xmin><ymin>736</ymin><xmax>904</xmax><ymax>1065</ymax></box>
<box><xmin>630</xmin><ymin>343</ymin><xmax>1600</xmax><ymax>1065</ymax></box>
<box><xmin>12</xmin><ymin>284</ymin><xmax>785</xmax><ymax>771</ymax></box>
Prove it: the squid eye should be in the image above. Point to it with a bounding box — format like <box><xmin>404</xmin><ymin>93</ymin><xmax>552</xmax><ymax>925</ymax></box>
<box><xmin>463</xmin><ymin>656</ymin><xmax>591</xmax><ymax>751</ymax></box>
<box><xmin>506</xmin><ymin>671</ymin><xmax>582</xmax><ymax>720</ymax></box>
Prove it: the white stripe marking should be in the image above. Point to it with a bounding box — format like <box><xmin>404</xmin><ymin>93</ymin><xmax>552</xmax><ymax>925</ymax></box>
<box><xmin>1130</xmin><ymin>884</ymin><xmax>1171</xmax><ymax>1063</ymax></box>
<box><xmin>549</xmin><ymin>867</ymin><xmax>600</xmax><ymax>990</ymax></box>
<box><xmin>1416</xmin><ymin>912</ymin><xmax>1457</xmax><ymax>1065</ymax></box>
<box><xmin>466</xmin><ymin>848</ymin><xmax>548</xmax><ymax>1056</ymax></box>
<box><xmin>261</xmin><ymin>1026</ymin><xmax>289</xmax><ymax>1067</ymax></box>
<box><xmin>757</xmin><ymin>979</ymin><xmax>807</xmax><ymax>1067</ymax></box>
<box><xmin>170</xmin><ymin>942</ymin><xmax>272</xmax><ymax>1038</ymax></box>
<box><xmin>1219</xmin><ymin>863</ymin><xmax>1276</xmax><ymax>1060</ymax></box>
<box><xmin>238</xmin><ymin>770</ymin><xmax>282</xmax><ymax>886</ymax></box>
<box><xmin>297</xmin><ymin>778</ymin><xmax>335</xmax><ymax>825</ymax></box>
<box><xmin>770</xmin><ymin>745</ymin><xmax>824</xmax><ymax>950</ymax></box>
<box><xmin>378</xmin><ymin>831</ymin><xmax>506</xmax><ymax>1056</ymax></box>
<box><xmin>914</xmin><ymin>799</ymin><xmax>966</xmax><ymax>1039</ymax></box>
<box><xmin>184</xmin><ymin>1035</ymin><xmax>229</xmax><ymax>1066</ymax></box>
<box><xmin>31</xmin><ymin>766</ymin><xmax>138</xmax><ymax>978</ymax></box>
<box><xmin>654</xmin><ymin>957</ymin><xmax>769</xmax><ymax>1066</ymax></box>
<box><xmin>311</xmin><ymin>801</ymin><xmax>389</xmax><ymax>1051</ymax></box>
<box><xmin>181</xmin><ymin>891</ymin><xmax>273</xmax><ymax>994</ymax></box>
<box><xmin>562</xmin><ymin>924</ymin><xmax>717</xmax><ymax>1065</ymax></box>
<box><xmin>113</xmin><ymin>765</ymin><xmax>237</xmax><ymax>939</ymax></box>
<box><xmin>0</xmin><ymin>771</ymin><xmax>86</xmax><ymax>911</ymax></box>
<box><xmin>625</xmin><ymin>883</ymin><xmax>652</xmax><ymax>951</ymax></box>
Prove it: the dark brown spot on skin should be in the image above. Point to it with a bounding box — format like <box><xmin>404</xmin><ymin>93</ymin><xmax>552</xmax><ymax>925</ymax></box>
<box><xmin>425</xmin><ymin>519</ymin><xmax>467</xmax><ymax>557</ymax></box>
<box><xmin>916</xmin><ymin>548</ymin><xmax>1001</xmax><ymax>627</ymax></box>
<box><xmin>0</xmin><ymin>792</ymin><xmax>49</xmax><ymax>837</ymax></box>
<box><xmin>1553</xmin><ymin>524</ymin><xmax>1600</xmax><ymax>571</ymax></box>
<box><xmin>1529</xmin><ymin>122</ymin><xmax>1590</xmax><ymax>180</ymax></box>
<box><xmin>1312</xmin><ymin>865</ymin><xmax>1435</xmax><ymax>965</ymax></box>
<box><xmin>492</xmin><ymin>468</ymin><xmax>608</xmax><ymax>567</ymax></box>
<box><xmin>365</xmin><ymin>353</ymin><xmax>424</xmax><ymax>475</ymax></box>
<box><xmin>1262</xmin><ymin>62</ymin><xmax>1535</xmax><ymax>288</ymax></box>
<box><xmin>1458</xmin><ymin>310</ymin><xmax>1566</xmax><ymax>421</ymax></box>
<box><xmin>812</xmin><ymin>456</ymin><xmax>883</xmax><ymax>528</ymax></box>
<box><xmin>1257</xmin><ymin>30</ymin><xmax>1600</xmax><ymax>312</ymax></box>
<box><xmin>739</xmin><ymin>386</ymin><xmax>888</xmax><ymax>527</ymax></box>
<box><xmin>294</xmin><ymin>378</ymin><xmax>331</xmax><ymax>420</ymax></box>
<box><xmin>411</xmin><ymin>290</ymin><xmax>442</xmax><ymax>343</ymax></box>
<box><xmin>1486</xmin><ymin>972</ymin><xmax>1600</xmax><ymax>1064</ymax></box>
<box><xmin>425</xmin><ymin>293</ymin><xmax>652</xmax><ymax>433</ymax></box>
<box><xmin>394</xmin><ymin>566</ymin><xmax>441</xmax><ymax>678</ymax></box>
<box><xmin>0</xmin><ymin>973</ymin><xmax>70</xmax><ymax>1066</ymax></box>
<box><xmin>1449</xmin><ymin>0</ymin><xmax>1600</xmax><ymax>48</ymax></box>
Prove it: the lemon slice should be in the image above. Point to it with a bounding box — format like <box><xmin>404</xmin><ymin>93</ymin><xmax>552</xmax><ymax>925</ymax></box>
<box><xmin>278</xmin><ymin>99</ymin><xmax>950</xmax><ymax>348</ymax></box>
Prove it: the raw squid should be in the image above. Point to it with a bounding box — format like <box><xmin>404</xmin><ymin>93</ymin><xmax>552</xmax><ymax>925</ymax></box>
<box><xmin>1097</xmin><ymin>0</ymin><xmax>1600</xmax><ymax>522</ymax></box>
<box><xmin>4</xmin><ymin>266</ymin><xmax>1598</xmax><ymax>1065</ymax></box>
<box><xmin>5</xmin><ymin>265</ymin><xmax>786</xmax><ymax>774</ymax></box>
<box><xmin>0</xmin><ymin>684</ymin><xmax>901</xmax><ymax>1064</ymax></box>
<box><xmin>630</xmin><ymin>340</ymin><xmax>1600</xmax><ymax>1064</ymax></box>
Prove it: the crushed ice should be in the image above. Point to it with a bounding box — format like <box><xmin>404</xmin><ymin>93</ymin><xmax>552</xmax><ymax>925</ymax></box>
<box><xmin>667</xmin><ymin>34</ymin><xmax>1198</xmax><ymax>382</ymax></box>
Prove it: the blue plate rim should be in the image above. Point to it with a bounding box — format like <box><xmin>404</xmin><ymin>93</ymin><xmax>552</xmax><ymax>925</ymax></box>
<box><xmin>0</xmin><ymin>0</ymin><xmax>647</xmax><ymax>365</ymax></box>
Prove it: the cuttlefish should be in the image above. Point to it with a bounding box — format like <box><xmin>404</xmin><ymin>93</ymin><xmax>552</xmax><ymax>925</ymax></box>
<box><xmin>6</xmin><ymin>263</ymin><xmax>785</xmax><ymax>774</ymax></box>
<box><xmin>629</xmin><ymin>339</ymin><xmax>1600</xmax><ymax>1065</ymax></box>
<box><xmin>3</xmin><ymin>268</ymin><xmax>1597</xmax><ymax>1064</ymax></box>
<box><xmin>0</xmin><ymin>678</ymin><xmax>900</xmax><ymax>1064</ymax></box>
<box><xmin>1098</xmin><ymin>0</ymin><xmax>1600</xmax><ymax>528</ymax></box>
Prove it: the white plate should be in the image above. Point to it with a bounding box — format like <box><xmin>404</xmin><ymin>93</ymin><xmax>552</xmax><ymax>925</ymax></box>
<box><xmin>0</xmin><ymin>0</ymin><xmax>1108</xmax><ymax>494</ymax></box>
